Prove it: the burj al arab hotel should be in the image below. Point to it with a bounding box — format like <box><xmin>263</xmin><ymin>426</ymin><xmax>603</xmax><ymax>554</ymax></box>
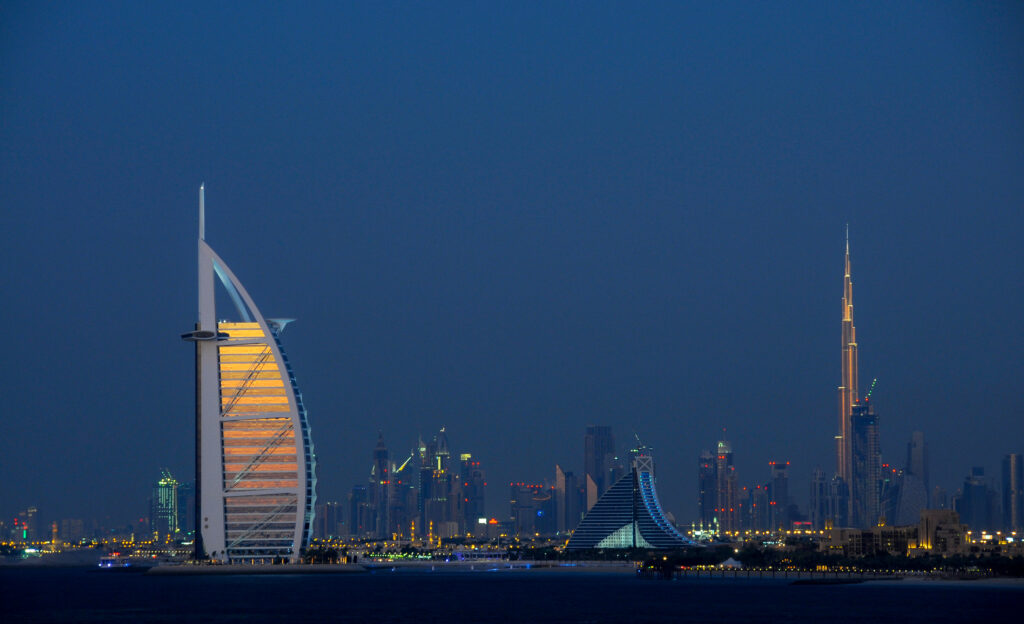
<box><xmin>182</xmin><ymin>185</ymin><xmax>316</xmax><ymax>564</ymax></box>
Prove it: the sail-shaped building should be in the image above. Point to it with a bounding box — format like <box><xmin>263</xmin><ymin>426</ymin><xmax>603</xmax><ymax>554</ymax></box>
<box><xmin>566</xmin><ymin>451</ymin><xmax>696</xmax><ymax>550</ymax></box>
<box><xmin>182</xmin><ymin>186</ymin><xmax>316</xmax><ymax>563</ymax></box>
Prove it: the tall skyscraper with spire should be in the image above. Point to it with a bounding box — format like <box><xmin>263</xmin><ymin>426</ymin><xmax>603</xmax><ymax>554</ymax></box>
<box><xmin>838</xmin><ymin>228</ymin><xmax>858</xmax><ymax>486</ymax></box>
<box><xmin>834</xmin><ymin>229</ymin><xmax>886</xmax><ymax>528</ymax></box>
<box><xmin>182</xmin><ymin>185</ymin><xmax>317</xmax><ymax>563</ymax></box>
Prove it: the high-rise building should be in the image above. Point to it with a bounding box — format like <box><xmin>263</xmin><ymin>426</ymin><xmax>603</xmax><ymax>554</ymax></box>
<box><xmin>555</xmin><ymin>465</ymin><xmax>586</xmax><ymax>533</ymax></box>
<box><xmin>769</xmin><ymin>461</ymin><xmax>790</xmax><ymax>531</ymax></box>
<box><xmin>435</xmin><ymin>430</ymin><xmax>458</xmax><ymax>537</ymax></box>
<box><xmin>809</xmin><ymin>467</ymin><xmax>827</xmax><ymax>530</ymax></box>
<box><xmin>418</xmin><ymin>427</ymin><xmax>455</xmax><ymax>536</ymax></box>
<box><xmin>387</xmin><ymin>448</ymin><xmax>417</xmax><ymax>538</ymax></box>
<box><xmin>1003</xmin><ymin>453</ymin><xmax>1023</xmax><ymax>532</ymax></box>
<box><xmin>715</xmin><ymin>440</ymin><xmax>739</xmax><ymax>532</ymax></box>
<box><xmin>697</xmin><ymin>450</ymin><xmax>716</xmax><ymax>528</ymax></box>
<box><xmin>435</xmin><ymin>428</ymin><xmax>452</xmax><ymax>475</ymax></box>
<box><xmin>906</xmin><ymin>431</ymin><xmax>929</xmax><ymax>506</ymax></box>
<box><xmin>828</xmin><ymin>476</ymin><xmax>850</xmax><ymax>527</ymax></box>
<box><xmin>810</xmin><ymin>467</ymin><xmax>849</xmax><ymax>528</ymax></box>
<box><xmin>181</xmin><ymin>185</ymin><xmax>317</xmax><ymax>563</ymax></box>
<box><xmin>850</xmin><ymin>401</ymin><xmax>881</xmax><ymax>527</ymax></box>
<box><xmin>879</xmin><ymin>462</ymin><xmax>899</xmax><ymax>523</ymax></box>
<box><xmin>837</xmin><ymin>231</ymin><xmax>859</xmax><ymax>487</ymax></box>
<box><xmin>313</xmin><ymin>501</ymin><xmax>342</xmax><ymax>538</ymax></box>
<box><xmin>555</xmin><ymin>464</ymin><xmax>568</xmax><ymax>532</ymax></box>
<box><xmin>833</xmin><ymin>232</ymin><xmax>887</xmax><ymax>529</ymax></box>
<box><xmin>348</xmin><ymin>486</ymin><xmax>370</xmax><ymax>537</ymax></box>
<box><xmin>16</xmin><ymin>507</ymin><xmax>40</xmax><ymax>542</ymax></box>
<box><xmin>747</xmin><ymin>484</ymin><xmax>770</xmax><ymax>532</ymax></box>
<box><xmin>834</xmin><ymin>231</ymin><xmax>889</xmax><ymax>528</ymax></box>
<box><xmin>459</xmin><ymin>454</ymin><xmax>486</xmax><ymax>533</ymax></box>
<box><xmin>177</xmin><ymin>481</ymin><xmax>196</xmax><ymax>538</ymax></box>
<box><xmin>371</xmin><ymin>432</ymin><xmax>390</xmax><ymax>539</ymax></box>
<box><xmin>585</xmin><ymin>474</ymin><xmax>599</xmax><ymax>512</ymax></box>
<box><xmin>150</xmin><ymin>469</ymin><xmax>179</xmax><ymax>541</ymax></box>
<box><xmin>59</xmin><ymin>518</ymin><xmax>85</xmax><ymax>543</ymax></box>
<box><xmin>888</xmin><ymin>470</ymin><xmax>927</xmax><ymax>527</ymax></box>
<box><xmin>954</xmin><ymin>467</ymin><xmax>998</xmax><ymax>532</ymax></box>
<box><xmin>883</xmin><ymin>432</ymin><xmax>929</xmax><ymax>526</ymax></box>
<box><xmin>584</xmin><ymin>425</ymin><xmax>615</xmax><ymax>510</ymax></box>
<box><xmin>509</xmin><ymin>482</ymin><xmax>555</xmax><ymax>536</ymax></box>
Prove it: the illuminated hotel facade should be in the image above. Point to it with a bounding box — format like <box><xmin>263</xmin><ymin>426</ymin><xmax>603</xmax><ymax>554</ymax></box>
<box><xmin>183</xmin><ymin>185</ymin><xmax>316</xmax><ymax>563</ymax></box>
<box><xmin>567</xmin><ymin>452</ymin><xmax>695</xmax><ymax>550</ymax></box>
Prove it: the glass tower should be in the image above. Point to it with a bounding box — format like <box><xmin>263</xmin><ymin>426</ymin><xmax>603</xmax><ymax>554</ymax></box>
<box><xmin>151</xmin><ymin>470</ymin><xmax>179</xmax><ymax>541</ymax></box>
<box><xmin>850</xmin><ymin>401</ymin><xmax>880</xmax><ymax>527</ymax></box>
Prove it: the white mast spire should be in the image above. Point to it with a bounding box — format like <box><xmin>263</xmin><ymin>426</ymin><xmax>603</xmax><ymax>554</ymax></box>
<box><xmin>199</xmin><ymin>183</ymin><xmax>205</xmax><ymax>241</ymax></box>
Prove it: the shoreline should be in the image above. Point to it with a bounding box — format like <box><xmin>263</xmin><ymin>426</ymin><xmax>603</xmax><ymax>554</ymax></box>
<box><xmin>3</xmin><ymin>559</ymin><xmax>1023</xmax><ymax>587</ymax></box>
<box><xmin>146</xmin><ymin>563</ymin><xmax>368</xmax><ymax>575</ymax></box>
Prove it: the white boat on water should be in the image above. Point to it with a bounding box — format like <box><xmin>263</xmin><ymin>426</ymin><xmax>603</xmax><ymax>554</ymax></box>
<box><xmin>97</xmin><ymin>555</ymin><xmax>131</xmax><ymax>568</ymax></box>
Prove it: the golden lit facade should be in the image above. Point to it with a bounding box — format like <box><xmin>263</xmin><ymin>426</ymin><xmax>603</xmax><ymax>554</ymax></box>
<box><xmin>219</xmin><ymin>323</ymin><xmax>310</xmax><ymax>560</ymax></box>
<box><xmin>184</xmin><ymin>185</ymin><xmax>316</xmax><ymax>564</ymax></box>
<box><xmin>837</xmin><ymin>234</ymin><xmax>858</xmax><ymax>486</ymax></box>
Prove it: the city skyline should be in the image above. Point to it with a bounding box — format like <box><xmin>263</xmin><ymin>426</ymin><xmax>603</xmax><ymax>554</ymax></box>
<box><xmin>4</xmin><ymin>225</ymin><xmax>1023</xmax><ymax>529</ymax></box>
<box><xmin>2</xmin><ymin>3</ymin><xmax>1023</xmax><ymax>527</ymax></box>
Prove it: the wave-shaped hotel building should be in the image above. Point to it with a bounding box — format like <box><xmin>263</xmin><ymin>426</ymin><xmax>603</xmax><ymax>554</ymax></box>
<box><xmin>182</xmin><ymin>186</ymin><xmax>316</xmax><ymax>563</ymax></box>
<box><xmin>567</xmin><ymin>452</ymin><xmax>695</xmax><ymax>550</ymax></box>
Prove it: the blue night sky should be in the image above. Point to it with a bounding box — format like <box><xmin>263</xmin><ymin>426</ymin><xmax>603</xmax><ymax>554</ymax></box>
<box><xmin>1</xmin><ymin>2</ymin><xmax>1022</xmax><ymax>525</ymax></box>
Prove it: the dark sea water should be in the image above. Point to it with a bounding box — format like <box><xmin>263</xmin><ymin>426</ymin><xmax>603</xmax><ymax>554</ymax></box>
<box><xmin>1</xmin><ymin>567</ymin><xmax>1021</xmax><ymax>623</ymax></box>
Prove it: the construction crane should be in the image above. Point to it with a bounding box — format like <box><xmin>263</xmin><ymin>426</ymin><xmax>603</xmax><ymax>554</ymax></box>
<box><xmin>865</xmin><ymin>378</ymin><xmax>878</xmax><ymax>401</ymax></box>
<box><xmin>393</xmin><ymin>450</ymin><xmax>415</xmax><ymax>474</ymax></box>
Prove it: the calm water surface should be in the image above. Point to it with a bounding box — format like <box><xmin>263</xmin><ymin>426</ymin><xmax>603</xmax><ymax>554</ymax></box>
<box><xmin>2</xmin><ymin>567</ymin><xmax>1020</xmax><ymax>623</ymax></box>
